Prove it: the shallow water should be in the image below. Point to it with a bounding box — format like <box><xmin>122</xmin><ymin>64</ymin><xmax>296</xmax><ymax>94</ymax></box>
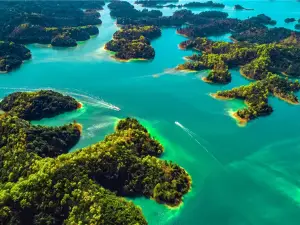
<box><xmin>2</xmin><ymin>1</ymin><xmax>300</xmax><ymax>224</ymax></box>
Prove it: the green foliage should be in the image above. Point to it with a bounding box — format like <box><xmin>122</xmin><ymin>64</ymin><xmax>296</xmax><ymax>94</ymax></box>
<box><xmin>0</xmin><ymin>90</ymin><xmax>80</xmax><ymax>120</ymax></box>
<box><xmin>215</xmin><ymin>73</ymin><xmax>300</xmax><ymax>121</ymax></box>
<box><xmin>178</xmin><ymin>37</ymin><xmax>300</xmax><ymax>84</ymax></box>
<box><xmin>0</xmin><ymin>41</ymin><xmax>31</xmax><ymax>72</ymax></box>
<box><xmin>0</xmin><ymin>91</ymin><xmax>191</xmax><ymax>225</ymax></box>
<box><xmin>106</xmin><ymin>25</ymin><xmax>161</xmax><ymax>60</ymax></box>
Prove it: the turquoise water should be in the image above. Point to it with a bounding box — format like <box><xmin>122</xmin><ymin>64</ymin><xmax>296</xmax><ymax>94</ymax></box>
<box><xmin>2</xmin><ymin>1</ymin><xmax>300</xmax><ymax>224</ymax></box>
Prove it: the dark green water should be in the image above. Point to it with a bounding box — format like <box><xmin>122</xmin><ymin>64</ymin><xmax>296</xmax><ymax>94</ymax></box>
<box><xmin>2</xmin><ymin>1</ymin><xmax>300</xmax><ymax>224</ymax></box>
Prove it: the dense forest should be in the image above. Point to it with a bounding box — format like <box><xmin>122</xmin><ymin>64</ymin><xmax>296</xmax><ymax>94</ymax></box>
<box><xmin>105</xmin><ymin>25</ymin><xmax>161</xmax><ymax>60</ymax></box>
<box><xmin>213</xmin><ymin>73</ymin><xmax>300</xmax><ymax>122</ymax></box>
<box><xmin>0</xmin><ymin>90</ymin><xmax>191</xmax><ymax>224</ymax></box>
<box><xmin>0</xmin><ymin>1</ymin><xmax>103</xmax><ymax>47</ymax></box>
<box><xmin>0</xmin><ymin>41</ymin><xmax>31</xmax><ymax>72</ymax></box>
<box><xmin>177</xmin><ymin>37</ymin><xmax>300</xmax><ymax>83</ymax></box>
<box><xmin>0</xmin><ymin>90</ymin><xmax>81</xmax><ymax>120</ymax></box>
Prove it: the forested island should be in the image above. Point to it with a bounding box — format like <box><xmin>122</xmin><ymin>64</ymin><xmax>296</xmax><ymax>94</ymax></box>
<box><xmin>135</xmin><ymin>1</ymin><xmax>224</xmax><ymax>9</ymax></box>
<box><xmin>0</xmin><ymin>41</ymin><xmax>31</xmax><ymax>72</ymax></box>
<box><xmin>0</xmin><ymin>1</ymin><xmax>104</xmax><ymax>47</ymax></box>
<box><xmin>213</xmin><ymin>73</ymin><xmax>300</xmax><ymax>124</ymax></box>
<box><xmin>105</xmin><ymin>25</ymin><xmax>161</xmax><ymax>60</ymax></box>
<box><xmin>0</xmin><ymin>90</ymin><xmax>191</xmax><ymax>224</ymax></box>
<box><xmin>234</xmin><ymin>5</ymin><xmax>254</xmax><ymax>11</ymax></box>
<box><xmin>0</xmin><ymin>90</ymin><xmax>81</xmax><ymax>120</ymax></box>
<box><xmin>177</xmin><ymin>36</ymin><xmax>300</xmax><ymax>83</ymax></box>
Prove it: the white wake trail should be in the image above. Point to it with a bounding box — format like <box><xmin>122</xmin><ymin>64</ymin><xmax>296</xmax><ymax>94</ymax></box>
<box><xmin>175</xmin><ymin>121</ymin><xmax>223</xmax><ymax>166</ymax></box>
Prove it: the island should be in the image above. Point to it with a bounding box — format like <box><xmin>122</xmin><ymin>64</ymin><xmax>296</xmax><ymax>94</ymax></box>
<box><xmin>0</xmin><ymin>90</ymin><xmax>81</xmax><ymax>120</ymax></box>
<box><xmin>0</xmin><ymin>41</ymin><xmax>31</xmax><ymax>72</ymax></box>
<box><xmin>105</xmin><ymin>25</ymin><xmax>161</xmax><ymax>60</ymax></box>
<box><xmin>108</xmin><ymin>1</ymin><xmax>162</xmax><ymax>19</ymax></box>
<box><xmin>177</xmin><ymin>36</ymin><xmax>300</xmax><ymax>83</ymax></box>
<box><xmin>285</xmin><ymin>18</ymin><xmax>296</xmax><ymax>23</ymax></box>
<box><xmin>234</xmin><ymin>4</ymin><xmax>254</xmax><ymax>10</ymax></box>
<box><xmin>0</xmin><ymin>90</ymin><xmax>191</xmax><ymax>225</ymax></box>
<box><xmin>213</xmin><ymin>73</ymin><xmax>300</xmax><ymax>124</ymax></box>
<box><xmin>0</xmin><ymin>1</ymin><xmax>103</xmax><ymax>48</ymax></box>
<box><xmin>184</xmin><ymin>1</ymin><xmax>224</xmax><ymax>8</ymax></box>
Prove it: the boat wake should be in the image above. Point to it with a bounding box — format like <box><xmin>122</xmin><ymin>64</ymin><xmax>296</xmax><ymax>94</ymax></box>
<box><xmin>0</xmin><ymin>87</ymin><xmax>121</xmax><ymax>111</ymax></box>
<box><xmin>175</xmin><ymin>121</ymin><xmax>223</xmax><ymax>166</ymax></box>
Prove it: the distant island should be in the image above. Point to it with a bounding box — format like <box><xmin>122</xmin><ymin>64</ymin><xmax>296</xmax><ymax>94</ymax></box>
<box><xmin>135</xmin><ymin>1</ymin><xmax>225</xmax><ymax>9</ymax></box>
<box><xmin>105</xmin><ymin>25</ymin><xmax>161</xmax><ymax>60</ymax></box>
<box><xmin>0</xmin><ymin>90</ymin><xmax>191</xmax><ymax>224</ymax></box>
<box><xmin>0</xmin><ymin>1</ymin><xmax>104</xmax><ymax>48</ymax></box>
<box><xmin>285</xmin><ymin>18</ymin><xmax>296</xmax><ymax>23</ymax></box>
<box><xmin>0</xmin><ymin>41</ymin><xmax>31</xmax><ymax>72</ymax></box>
<box><xmin>234</xmin><ymin>4</ymin><xmax>254</xmax><ymax>11</ymax></box>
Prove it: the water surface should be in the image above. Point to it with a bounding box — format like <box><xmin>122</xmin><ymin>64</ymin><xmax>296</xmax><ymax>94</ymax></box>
<box><xmin>2</xmin><ymin>1</ymin><xmax>300</xmax><ymax>224</ymax></box>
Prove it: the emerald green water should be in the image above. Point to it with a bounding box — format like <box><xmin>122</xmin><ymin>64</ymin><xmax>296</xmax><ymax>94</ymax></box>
<box><xmin>2</xmin><ymin>1</ymin><xmax>300</xmax><ymax>224</ymax></box>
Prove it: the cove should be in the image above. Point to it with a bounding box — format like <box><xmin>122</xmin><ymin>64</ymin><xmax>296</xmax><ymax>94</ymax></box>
<box><xmin>1</xmin><ymin>1</ymin><xmax>300</xmax><ymax>224</ymax></box>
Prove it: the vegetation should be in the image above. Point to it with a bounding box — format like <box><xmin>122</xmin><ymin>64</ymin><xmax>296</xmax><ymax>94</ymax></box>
<box><xmin>285</xmin><ymin>18</ymin><xmax>296</xmax><ymax>23</ymax></box>
<box><xmin>105</xmin><ymin>25</ymin><xmax>161</xmax><ymax>60</ymax></box>
<box><xmin>108</xmin><ymin>1</ymin><xmax>162</xmax><ymax>19</ymax></box>
<box><xmin>231</xmin><ymin>27</ymin><xmax>297</xmax><ymax>44</ymax></box>
<box><xmin>234</xmin><ymin>5</ymin><xmax>253</xmax><ymax>10</ymax></box>
<box><xmin>214</xmin><ymin>73</ymin><xmax>300</xmax><ymax>122</ymax></box>
<box><xmin>0</xmin><ymin>90</ymin><xmax>80</xmax><ymax>120</ymax></box>
<box><xmin>183</xmin><ymin>1</ymin><xmax>224</xmax><ymax>8</ymax></box>
<box><xmin>0</xmin><ymin>90</ymin><xmax>191</xmax><ymax>224</ymax></box>
<box><xmin>178</xmin><ymin>37</ymin><xmax>300</xmax><ymax>83</ymax></box>
<box><xmin>51</xmin><ymin>34</ymin><xmax>77</xmax><ymax>47</ymax></box>
<box><xmin>0</xmin><ymin>41</ymin><xmax>31</xmax><ymax>72</ymax></box>
<box><xmin>0</xmin><ymin>1</ymin><xmax>103</xmax><ymax>47</ymax></box>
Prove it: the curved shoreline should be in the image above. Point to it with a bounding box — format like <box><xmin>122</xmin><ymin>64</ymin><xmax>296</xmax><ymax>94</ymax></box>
<box><xmin>273</xmin><ymin>93</ymin><xmax>299</xmax><ymax>105</ymax></box>
<box><xmin>103</xmin><ymin>45</ymin><xmax>150</xmax><ymax>62</ymax></box>
<box><xmin>202</xmin><ymin>77</ymin><xmax>213</xmax><ymax>83</ymax></box>
<box><xmin>209</xmin><ymin>93</ymin><xmax>234</xmax><ymax>100</ymax></box>
<box><xmin>229</xmin><ymin>111</ymin><xmax>248</xmax><ymax>127</ymax></box>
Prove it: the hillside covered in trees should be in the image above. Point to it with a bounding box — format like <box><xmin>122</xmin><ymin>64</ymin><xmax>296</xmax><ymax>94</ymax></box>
<box><xmin>105</xmin><ymin>25</ymin><xmax>161</xmax><ymax>60</ymax></box>
<box><xmin>0</xmin><ymin>41</ymin><xmax>31</xmax><ymax>72</ymax></box>
<box><xmin>177</xmin><ymin>36</ymin><xmax>300</xmax><ymax>83</ymax></box>
<box><xmin>0</xmin><ymin>90</ymin><xmax>191</xmax><ymax>224</ymax></box>
<box><xmin>0</xmin><ymin>1</ymin><xmax>104</xmax><ymax>47</ymax></box>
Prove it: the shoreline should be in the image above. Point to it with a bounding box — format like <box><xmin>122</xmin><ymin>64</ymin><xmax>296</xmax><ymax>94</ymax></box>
<box><xmin>74</xmin><ymin>122</ymin><xmax>83</xmax><ymax>133</ymax></box>
<box><xmin>239</xmin><ymin>69</ymin><xmax>255</xmax><ymax>80</ymax></box>
<box><xmin>273</xmin><ymin>93</ymin><xmax>299</xmax><ymax>105</ymax></box>
<box><xmin>103</xmin><ymin>45</ymin><xmax>150</xmax><ymax>62</ymax></box>
<box><xmin>209</xmin><ymin>93</ymin><xmax>233</xmax><ymax>100</ymax></box>
<box><xmin>77</xmin><ymin>101</ymin><xmax>83</xmax><ymax>109</ymax></box>
<box><xmin>201</xmin><ymin>77</ymin><xmax>213</xmax><ymax>83</ymax></box>
<box><xmin>230</xmin><ymin>111</ymin><xmax>248</xmax><ymax>127</ymax></box>
<box><xmin>163</xmin><ymin>172</ymin><xmax>192</xmax><ymax>210</ymax></box>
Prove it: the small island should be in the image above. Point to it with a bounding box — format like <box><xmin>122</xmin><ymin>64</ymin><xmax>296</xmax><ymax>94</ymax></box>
<box><xmin>234</xmin><ymin>4</ymin><xmax>254</xmax><ymax>10</ymax></box>
<box><xmin>285</xmin><ymin>18</ymin><xmax>296</xmax><ymax>23</ymax></box>
<box><xmin>183</xmin><ymin>1</ymin><xmax>225</xmax><ymax>8</ymax></box>
<box><xmin>0</xmin><ymin>89</ymin><xmax>191</xmax><ymax>224</ymax></box>
<box><xmin>0</xmin><ymin>90</ymin><xmax>81</xmax><ymax>120</ymax></box>
<box><xmin>105</xmin><ymin>25</ymin><xmax>161</xmax><ymax>60</ymax></box>
<box><xmin>213</xmin><ymin>73</ymin><xmax>300</xmax><ymax>123</ymax></box>
<box><xmin>0</xmin><ymin>41</ymin><xmax>31</xmax><ymax>72</ymax></box>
